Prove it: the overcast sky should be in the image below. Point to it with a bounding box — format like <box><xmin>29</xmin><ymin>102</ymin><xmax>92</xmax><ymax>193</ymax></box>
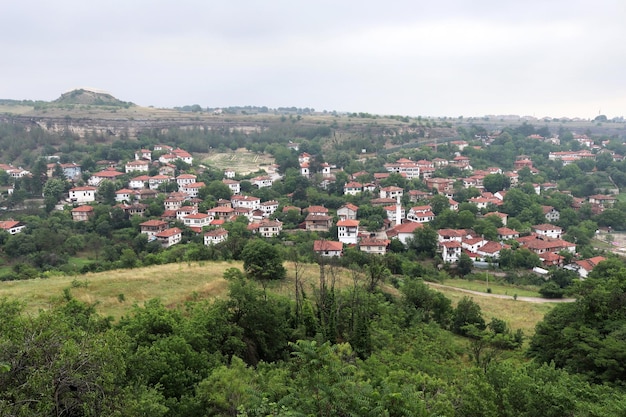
<box><xmin>2</xmin><ymin>1</ymin><xmax>625</xmax><ymax>118</ymax></box>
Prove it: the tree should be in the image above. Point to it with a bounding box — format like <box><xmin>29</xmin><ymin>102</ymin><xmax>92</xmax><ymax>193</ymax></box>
<box><xmin>430</xmin><ymin>194</ymin><xmax>450</xmax><ymax>215</ymax></box>
<box><xmin>241</xmin><ymin>239</ymin><xmax>286</xmax><ymax>282</ymax></box>
<box><xmin>42</xmin><ymin>178</ymin><xmax>67</xmax><ymax>212</ymax></box>
<box><xmin>483</xmin><ymin>173</ymin><xmax>510</xmax><ymax>193</ymax></box>
<box><xmin>452</xmin><ymin>296</ymin><xmax>486</xmax><ymax>336</ymax></box>
<box><xmin>409</xmin><ymin>224</ymin><xmax>438</xmax><ymax>257</ymax></box>
<box><xmin>457</xmin><ymin>253</ymin><xmax>474</xmax><ymax>276</ymax></box>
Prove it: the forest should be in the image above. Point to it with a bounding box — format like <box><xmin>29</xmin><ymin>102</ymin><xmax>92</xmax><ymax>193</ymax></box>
<box><xmin>2</xmin><ymin>257</ymin><xmax>626</xmax><ymax>416</ymax></box>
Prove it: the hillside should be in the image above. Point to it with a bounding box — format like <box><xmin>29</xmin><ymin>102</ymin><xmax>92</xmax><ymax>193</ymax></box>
<box><xmin>0</xmin><ymin>261</ymin><xmax>553</xmax><ymax>335</ymax></box>
<box><xmin>53</xmin><ymin>88</ymin><xmax>135</xmax><ymax>107</ymax></box>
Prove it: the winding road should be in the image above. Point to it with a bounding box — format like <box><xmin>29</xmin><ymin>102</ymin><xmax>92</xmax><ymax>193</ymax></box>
<box><xmin>425</xmin><ymin>282</ymin><xmax>576</xmax><ymax>303</ymax></box>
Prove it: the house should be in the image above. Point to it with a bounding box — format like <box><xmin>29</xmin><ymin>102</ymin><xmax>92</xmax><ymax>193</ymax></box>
<box><xmin>476</xmin><ymin>241</ymin><xmax>506</xmax><ymax>260</ymax></box>
<box><xmin>359</xmin><ymin>238</ymin><xmax>389</xmax><ymax>255</ymax></box>
<box><xmin>129</xmin><ymin>175</ymin><xmax>151</xmax><ymax>189</ymax></box>
<box><xmin>343</xmin><ymin>181</ymin><xmax>363</xmax><ymax>196</ymax></box>
<box><xmin>140</xmin><ymin>219</ymin><xmax>168</xmax><ymax>237</ymax></box>
<box><xmin>379</xmin><ymin>186</ymin><xmax>404</xmax><ymax>200</ymax></box>
<box><xmin>135</xmin><ymin>149</ymin><xmax>152</xmax><ymax>161</ymax></box>
<box><xmin>222</xmin><ymin>179</ymin><xmax>241</xmax><ymax>195</ymax></box>
<box><xmin>183</xmin><ymin>213</ymin><xmax>213</xmax><ymax>232</ymax></box>
<box><xmin>204</xmin><ymin>228</ymin><xmax>229</xmax><ymax>246</ymax></box>
<box><xmin>69</xmin><ymin>186</ymin><xmax>97</xmax><ymax>204</ymax></box>
<box><xmin>408</xmin><ymin>190</ymin><xmax>431</xmax><ymax>203</ymax></box>
<box><xmin>313</xmin><ymin>240</ymin><xmax>343</xmax><ymax>257</ymax></box>
<box><xmin>88</xmin><ymin>169</ymin><xmax>125</xmax><ymax>186</ymax></box>
<box><xmin>440</xmin><ymin>240</ymin><xmax>462</xmax><ymax>263</ymax></box>
<box><xmin>517</xmin><ymin>235</ymin><xmax>576</xmax><ymax>255</ymax></box>
<box><xmin>461</xmin><ymin>237</ymin><xmax>488</xmax><ymax>254</ymax></box>
<box><xmin>164</xmin><ymin>196</ymin><xmax>186</xmax><ymax>211</ymax></box>
<box><xmin>497</xmin><ymin>227</ymin><xmax>519</xmax><ymax>241</ymax></box>
<box><xmin>208</xmin><ymin>206</ymin><xmax>235</xmax><ymax>221</ymax></box>
<box><xmin>532</xmin><ymin>224</ymin><xmax>563</xmax><ymax>239</ymax></box>
<box><xmin>172</xmin><ymin>148</ymin><xmax>193</xmax><ymax>164</ymax></box>
<box><xmin>224</xmin><ymin>169</ymin><xmax>236</xmax><ymax>179</ymax></box>
<box><xmin>386</xmin><ymin>221</ymin><xmax>422</xmax><ymax>245</ymax></box>
<box><xmin>251</xmin><ymin>175</ymin><xmax>273</xmax><ymax>188</ymax></box>
<box><xmin>71</xmin><ymin>205</ymin><xmax>94</xmax><ymax>222</ymax></box>
<box><xmin>0</xmin><ymin>220</ymin><xmax>26</xmax><ymax>234</ymax></box>
<box><xmin>573</xmin><ymin>256</ymin><xmax>606</xmax><ymax>278</ymax></box>
<box><xmin>542</xmin><ymin>206</ymin><xmax>560</xmax><ymax>222</ymax></box>
<box><xmin>176</xmin><ymin>174</ymin><xmax>197</xmax><ymax>188</ymax></box>
<box><xmin>337</xmin><ymin>219</ymin><xmax>359</xmax><ymax>244</ymax></box>
<box><xmin>588</xmin><ymin>194</ymin><xmax>616</xmax><ymax>209</ymax></box>
<box><xmin>260</xmin><ymin>200</ymin><xmax>279</xmax><ymax>217</ymax></box>
<box><xmin>125</xmin><ymin>160</ymin><xmax>150</xmax><ymax>173</ymax></box>
<box><xmin>438</xmin><ymin>229</ymin><xmax>467</xmax><ymax>243</ymax></box>
<box><xmin>383</xmin><ymin>205</ymin><xmax>405</xmax><ymax>225</ymax></box>
<box><xmin>180</xmin><ymin>182</ymin><xmax>205</xmax><ymax>198</ymax></box>
<box><xmin>115</xmin><ymin>188</ymin><xmax>135</xmax><ymax>203</ymax></box>
<box><xmin>116</xmin><ymin>202</ymin><xmax>147</xmax><ymax>217</ymax></box>
<box><xmin>154</xmin><ymin>144</ymin><xmax>173</xmax><ymax>152</ymax></box>
<box><xmin>337</xmin><ymin>203</ymin><xmax>359</xmax><ymax>220</ymax></box>
<box><xmin>305</xmin><ymin>205</ymin><xmax>329</xmax><ymax>216</ymax></box>
<box><xmin>252</xmin><ymin>219</ymin><xmax>283</xmax><ymax>238</ymax></box>
<box><xmin>384</xmin><ymin>159</ymin><xmax>420</xmax><ymax>179</ymax></box>
<box><xmin>60</xmin><ymin>162</ymin><xmax>82</xmax><ymax>181</ymax></box>
<box><xmin>135</xmin><ymin>189</ymin><xmax>158</xmax><ymax>200</ymax></box>
<box><xmin>425</xmin><ymin>178</ymin><xmax>455</xmax><ymax>195</ymax></box>
<box><xmin>149</xmin><ymin>175</ymin><xmax>173</xmax><ymax>190</ymax></box>
<box><xmin>176</xmin><ymin>205</ymin><xmax>198</xmax><ymax>221</ymax></box>
<box><xmin>231</xmin><ymin>195</ymin><xmax>261</xmax><ymax>210</ymax></box>
<box><xmin>305</xmin><ymin>214</ymin><xmax>332</xmax><ymax>232</ymax></box>
<box><xmin>159</xmin><ymin>164</ymin><xmax>176</xmax><ymax>176</ymax></box>
<box><xmin>406</xmin><ymin>206</ymin><xmax>435</xmax><ymax>223</ymax></box>
<box><xmin>155</xmin><ymin>227</ymin><xmax>183</xmax><ymax>247</ymax></box>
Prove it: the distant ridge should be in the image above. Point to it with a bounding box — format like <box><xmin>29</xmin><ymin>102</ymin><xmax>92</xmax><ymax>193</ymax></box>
<box><xmin>54</xmin><ymin>88</ymin><xmax>134</xmax><ymax>107</ymax></box>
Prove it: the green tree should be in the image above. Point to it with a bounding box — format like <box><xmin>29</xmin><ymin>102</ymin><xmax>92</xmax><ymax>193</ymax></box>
<box><xmin>42</xmin><ymin>178</ymin><xmax>67</xmax><ymax>212</ymax></box>
<box><xmin>241</xmin><ymin>239</ymin><xmax>286</xmax><ymax>282</ymax></box>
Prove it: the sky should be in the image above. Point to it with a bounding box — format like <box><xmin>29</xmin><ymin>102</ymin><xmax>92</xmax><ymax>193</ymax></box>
<box><xmin>2</xmin><ymin>0</ymin><xmax>626</xmax><ymax>119</ymax></box>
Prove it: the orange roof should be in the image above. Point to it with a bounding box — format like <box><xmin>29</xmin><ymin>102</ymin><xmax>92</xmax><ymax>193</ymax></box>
<box><xmin>337</xmin><ymin>219</ymin><xmax>359</xmax><ymax>227</ymax></box>
<box><xmin>156</xmin><ymin>227</ymin><xmax>182</xmax><ymax>238</ymax></box>
<box><xmin>314</xmin><ymin>240</ymin><xmax>343</xmax><ymax>252</ymax></box>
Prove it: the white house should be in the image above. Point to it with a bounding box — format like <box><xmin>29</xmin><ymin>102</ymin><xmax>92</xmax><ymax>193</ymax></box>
<box><xmin>337</xmin><ymin>219</ymin><xmax>359</xmax><ymax>245</ymax></box>
<box><xmin>176</xmin><ymin>174</ymin><xmax>197</xmax><ymax>188</ymax></box>
<box><xmin>204</xmin><ymin>228</ymin><xmax>229</xmax><ymax>246</ymax></box>
<box><xmin>183</xmin><ymin>213</ymin><xmax>214</xmax><ymax>231</ymax></box>
<box><xmin>440</xmin><ymin>241</ymin><xmax>462</xmax><ymax>263</ymax></box>
<box><xmin>406</xmin><ymin>206</ymin><xmax>435</xmax><ymax>223</ymax></box>
<box><xmin>115</xmin><ymin>188</ymin><xmax>135</xmax><ymax>203</ymax></box>
<box><xmin>129</xmin><ymin>175</ymin><xmax>151</xmax><ymax>189</ymax></box>
<box><xmin>125</xmin><ymin>160</ymin><xmax>150</xmax><ymax>173</ymax></box>
<box><xmin>155</xmin><ymin>227</ymin><xmax>183</xmax><ymax>248</ymax></box>
<box><xmin>69</xmin><ymin>186</ymin><xmax>96</xmax><ymax>204</ymax></box>
<box><xmin>222</xmin><ymin>179</ymin><xmax>241</xmax><ymax>195</ymax></box>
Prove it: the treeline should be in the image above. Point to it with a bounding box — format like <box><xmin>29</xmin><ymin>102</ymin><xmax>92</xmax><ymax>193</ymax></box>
<box><xmin>2</xmin><ymin>259</ymin><xmax>626</xmax><ymax>416</ymax></box>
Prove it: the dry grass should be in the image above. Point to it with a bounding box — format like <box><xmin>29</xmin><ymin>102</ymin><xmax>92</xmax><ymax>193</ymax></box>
<box><xmin>0</xmin><ymin>261</ymin><xmax>553</xmax><ymax>335</ymax></box>
<box><xmin>442</xmin><ymin>278</ymin><xmax>541</xmax><ymax>298</ymax></box>
<box><xmin>0</xmin><ymin>261</ymin><xmax>241</xmax><ymax>320</ymax></box>
<box><xmin>201</xmin><ymin>149</ymin><xmax>276</xmax><ymax>175</ymax></box>
<box><xmin>431</xmin><ymin>285</ymin><xmax>554</xmax><ymax>336</ymax></box>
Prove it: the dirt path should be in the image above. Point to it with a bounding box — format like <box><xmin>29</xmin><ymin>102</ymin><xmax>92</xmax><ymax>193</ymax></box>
<box><xmin>425</xmin><ymin>282</ymin><xmax>576</xmax><ymax>303</ymax></box>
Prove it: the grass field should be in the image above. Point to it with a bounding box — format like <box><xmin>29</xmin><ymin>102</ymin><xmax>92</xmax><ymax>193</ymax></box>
<box><xmin>201</xmin><ymin>149</ymin><xmax>275</xmax><ymax>175</ymax></box>
<box><xmin>0</xmin><ymin>261</ymin><xmax>554</xmax><ymax>335</ymax></box>
<box><xmin>442</xmin><ymin>277</ymin><xmax>541</xmax><ymax>298</ymax></box>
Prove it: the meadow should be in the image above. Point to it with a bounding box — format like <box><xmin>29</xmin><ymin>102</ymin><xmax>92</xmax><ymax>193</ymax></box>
<box><xmin>0</xmin><ymin>261</ymin><xmax>558</xmax><ymax>335</ymax></box>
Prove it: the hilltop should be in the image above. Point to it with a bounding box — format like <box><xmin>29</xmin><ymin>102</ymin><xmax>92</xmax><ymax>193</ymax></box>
<box><xmin>53</xmin><ymin>88</ymin><xmax>134</xmax><ymax>107</ymax></box>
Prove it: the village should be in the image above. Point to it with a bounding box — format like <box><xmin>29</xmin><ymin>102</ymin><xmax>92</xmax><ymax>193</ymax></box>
<box><xmin>0</xmin><ymin>128</ymin><xmax>616</xmax><ymax>282</ymax></box>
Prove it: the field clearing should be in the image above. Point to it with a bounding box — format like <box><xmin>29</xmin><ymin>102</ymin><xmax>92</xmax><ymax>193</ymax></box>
<box><xmin>0</xmin><ymin>261</ymin><xmax>552</xmax><ymax>334</ymax></box>
<box><xmin>442</xmin><ymin>278</ymin><xmax>541</xmax><ymax>298</ymax></box>
<box><xmin>202</xmin><ymin>149</ymin><xmax>275</xmax><ymax>175</ymax></box>
<box><xmin>431</xmin><ymin>284</ymin><xmax>554</xmax><ymax>336</ymax></box>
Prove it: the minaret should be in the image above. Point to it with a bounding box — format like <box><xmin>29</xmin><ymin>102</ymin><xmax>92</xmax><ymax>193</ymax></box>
<box><xmin>396</xmin><ymin>195</ymin><xmax>402</xmax><ymax>226</ymax></box>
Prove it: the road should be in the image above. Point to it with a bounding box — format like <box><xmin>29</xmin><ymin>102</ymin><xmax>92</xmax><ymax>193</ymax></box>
<box><xmin>425</xmin><ymin>282</ymin><xmax>576</xmax><ymax>303</ymax></box>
